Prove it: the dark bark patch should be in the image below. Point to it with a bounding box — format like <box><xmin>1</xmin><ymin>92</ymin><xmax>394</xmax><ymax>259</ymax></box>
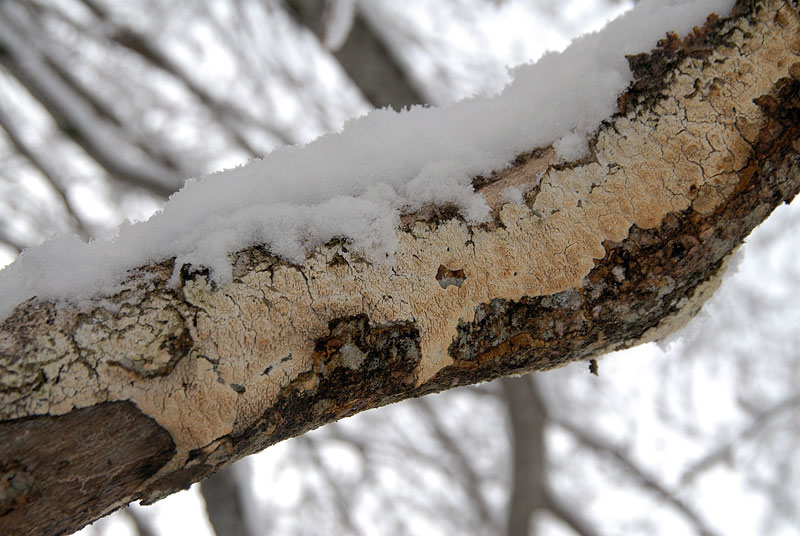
<box><xmin>617</xmin><ymin>8</ymin><xmax>736</xmax><ymax>113</ymax></box>
<box><xmin>401</xmin><ymin>202</ymin><xmax>461</xmax><ymax>231</ymax></box>
<box><xmin>105</xmin><ymin>323</ymin><xmax>193</xmax><ymax>379</ymax></box>
<box><xmin>0</xmin><ymin>461</ymin><xmax>38</xmax><ymax>516</ymax></box>
<box><xmin>230</xmin><ymin>315</ymin><xmax>421</xmax><ymax>459</ymax></box>
<box><xmin>231</xmin><ymin>246</ymin><xmax>280</xmax><ymax>282</ymax></box>
<box><xmin>0</xmin><ymin>401</ymin><xmax>175</xmax><ymax>536</ymax></box>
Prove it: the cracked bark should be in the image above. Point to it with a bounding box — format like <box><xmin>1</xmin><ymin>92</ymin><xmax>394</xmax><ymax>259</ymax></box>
<box><xmin>1</xmin><ymin>1</ymin><xmax>799</xmax><ymax>534</ymax></box>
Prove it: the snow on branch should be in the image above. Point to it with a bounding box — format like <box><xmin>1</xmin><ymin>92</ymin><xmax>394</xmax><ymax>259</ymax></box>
<box><xmin>0</xmin><ymin>0</ymin><xmax>735</xmax><ymax>320</ymax></box>
<box><xmin>2</xmin><ymin>1</ymin><xmax>800</xmax><ymax>534</ymax></box>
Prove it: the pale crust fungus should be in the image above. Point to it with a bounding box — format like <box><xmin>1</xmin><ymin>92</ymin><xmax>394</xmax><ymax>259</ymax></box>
<box><xmin>1</xmin><ymin>0</ymin><xmax>799</xmax><ymax>527</ymax></box>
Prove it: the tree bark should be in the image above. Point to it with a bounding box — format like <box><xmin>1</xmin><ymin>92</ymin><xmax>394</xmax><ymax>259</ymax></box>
<box><xmin>1</xmin><ymin>1</ymin><xmax>799</xmax><ymax>534</ymax></box>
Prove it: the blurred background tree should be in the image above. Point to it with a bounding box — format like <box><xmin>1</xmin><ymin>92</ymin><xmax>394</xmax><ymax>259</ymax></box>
<box><xmin>0</xmin><ymin>1</ymin><xmax>797</xmax><ymax>535</ymax></box>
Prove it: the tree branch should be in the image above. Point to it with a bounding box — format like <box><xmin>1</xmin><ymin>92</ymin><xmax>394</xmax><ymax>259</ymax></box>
<box><xmin>0</xmin><ymin>101</ymin><xmax>91</xmax><ymax>241</ymax></box>
<box><xmin>1</xmin><ymin>2</ymin><xmax>799</xmax><ymax>534</ymax></box>
<box><xmin>555</xmin><ymin>418</ymin><xmax>721</xmax><ymax>536</ymax></box>
<box><xmin>123</xmin><ymin>507</ymin><xmax>158</xmax><ymax>536</ymax></box>
<box><xmin>0</xmin><ymin>230</ymin><xmax>24</xmax><ymax>254</ymax></box>
<box><xmin>414</xmin><ymin>398</ymin><xmax>497</xmax><ymax>531</ymax></box>
<box><xmin>75</xmin><ymin>0</ymin><xmax>293</xmax><ymax>151</ymax></box>
<box><xmin>0</xmin><ymin>3</ymin><xmax>181</xmax><ymax>197</ymax></box>
<box><xmin>680</xmin><ymin>390</ymin><xmax>800</xmax><ymax>485</ymax></box>
<box><xmin>297</xmin><ymin>436</ymin><xmax>361</xmax><ymax>535</ymax></box>
<box><xmin>542</xmin><ymin>486</ymin><xmax>602</xmax><ymax>536</ymax></box>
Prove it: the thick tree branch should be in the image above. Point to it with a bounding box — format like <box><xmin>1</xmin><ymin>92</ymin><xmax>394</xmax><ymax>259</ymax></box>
<box><xmin>1</xmin><ymin>2</ymin><xmax>799</xmax><ymax>534</ymax></box>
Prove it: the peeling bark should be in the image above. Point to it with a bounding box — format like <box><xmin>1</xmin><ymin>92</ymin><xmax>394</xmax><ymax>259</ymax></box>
<box><xmin>0</xmin><ymin>402</ymin><xmax>174</xmax><ymax>535</ymax></box>
<box><xmin>1</xmin><ymin>1</ymin><xmax>799</xmax><ymax>534</ymax></box>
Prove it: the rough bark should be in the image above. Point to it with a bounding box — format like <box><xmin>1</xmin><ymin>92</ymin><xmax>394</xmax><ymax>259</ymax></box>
<box><xmin>1</xmin><ymin>1</ymin><xmax>799</xmax><ymax>534</ymax></box>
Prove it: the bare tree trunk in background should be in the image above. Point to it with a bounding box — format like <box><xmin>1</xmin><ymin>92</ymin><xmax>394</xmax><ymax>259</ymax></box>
<box><xmin>200</xmin><ymin>467</ymin><xmax>253</xmax><ymax>536</ymax></box>
<box><xmin>1</xmin><ymin>2</ymin><xmax>799</xmax><ymax>535</ymax></box>
<box><xmin>124</xmin><ymin>508</ymin><xmax>158</xmax><ymax>536</ymax></box>
<box><xmin>502</xmin><ymin>378</ymin><xmax>602</xmax><ymax>536</ymax></box>
<box><xmin>502</xmin><ymin>378</ymin><xmax>548</xmax><ymax>536</ymax></box>
<box><xmin>286</xmin><ymin>0</ymin><xmax>427</xmax><ymax>108</ymax></box>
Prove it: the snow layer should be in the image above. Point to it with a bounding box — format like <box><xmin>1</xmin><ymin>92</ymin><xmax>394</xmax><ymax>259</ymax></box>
<box><xmin>0</xmin><ymin>0</ymin><xmax>735</xmax><ymax>321</ymax></box>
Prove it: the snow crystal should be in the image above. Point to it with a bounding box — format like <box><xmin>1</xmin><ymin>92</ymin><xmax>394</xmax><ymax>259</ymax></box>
<box><xmin>0</xmin><ymin>0</ymin><xmax>736</xmax><ymax>321</ymax></box>
<box><xmin>501</xmin><ymin>186</ymin><xmax>526</xmax><ymax>205</ymax></box>
<box><xmin>554</xmin><ymin>130</ymin><xmax>590</xmax><ymax>161</ymax></box>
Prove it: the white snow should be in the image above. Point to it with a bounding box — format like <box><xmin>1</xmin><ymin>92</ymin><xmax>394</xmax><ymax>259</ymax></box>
<box><xmin>0</xmin><ymin>0</ymin><xmax>735</xmax><ymax>321</ymax></box>
<box><xmin>553</xmin><ymin>129</ymin><xmax>591</xmax><ymax>161</ymax></box>
<box><xmin>501</xmin><ymin>186</ymin><xmax>527</xmax><ymax>206</ymax></box>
